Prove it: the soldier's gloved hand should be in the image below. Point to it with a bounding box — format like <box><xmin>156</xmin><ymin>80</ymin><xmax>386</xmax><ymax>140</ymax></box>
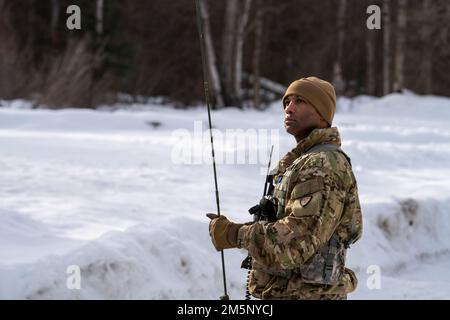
<box><xmin>206</xmin><ymin>213</ymin><xmax>244</xmax><ymax>251</ymax></box>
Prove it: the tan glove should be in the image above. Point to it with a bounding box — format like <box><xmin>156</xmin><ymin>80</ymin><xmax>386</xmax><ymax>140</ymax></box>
<box><xmin>206</xmin><ymin>213</ymin><xmax>243</xmax><ymax>251</ymax></box>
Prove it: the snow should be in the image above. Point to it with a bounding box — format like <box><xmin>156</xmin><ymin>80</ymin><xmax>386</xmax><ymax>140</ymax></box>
<box><xmin>1</xmin><ymin>92</ymin><xmax>450</xmax><ymax>299</ymax></box>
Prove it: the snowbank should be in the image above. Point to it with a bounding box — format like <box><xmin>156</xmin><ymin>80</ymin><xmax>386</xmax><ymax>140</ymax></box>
<box><xmin>1</xmin><ymin>93</ymin><xmax>450</xmax><ymax>299</ymax></box>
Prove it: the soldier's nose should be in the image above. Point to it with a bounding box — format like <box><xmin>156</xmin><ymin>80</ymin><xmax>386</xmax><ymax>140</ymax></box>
<box><xmin>285</xmin><ymin>102</ymin><xmax>295</xmax><ymax>114</ymax></box>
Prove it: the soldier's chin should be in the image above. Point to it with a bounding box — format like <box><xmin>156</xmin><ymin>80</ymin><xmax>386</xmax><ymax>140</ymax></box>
<box><xmin>285</xmin><ymin>125</ymin><xmax>296</xmax><ymax>136</ymax></box>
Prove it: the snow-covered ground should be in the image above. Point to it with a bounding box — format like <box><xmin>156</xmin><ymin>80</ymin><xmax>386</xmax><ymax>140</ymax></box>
<box><xmin>0</xmin><ymin>93</ymin><xmax>450</xmax><ymax>299</ymax></box>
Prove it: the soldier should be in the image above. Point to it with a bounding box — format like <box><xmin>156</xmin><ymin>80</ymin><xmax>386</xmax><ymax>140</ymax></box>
<box><xmin>207</xmin><ymin>76</ymin><xmax>363</xmax><ymax>300</ymax></box>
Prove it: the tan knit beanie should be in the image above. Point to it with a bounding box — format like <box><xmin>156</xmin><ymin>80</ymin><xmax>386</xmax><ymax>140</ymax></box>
<box><xmin>282</xmin><ymin>76</ymin><xmax>336</xmax><ymax>126</ymax></box>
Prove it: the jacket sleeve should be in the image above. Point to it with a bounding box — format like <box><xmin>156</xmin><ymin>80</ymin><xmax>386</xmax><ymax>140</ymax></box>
<box><xmin>237</xmin><ymin>156</ymin><xmax>348</xmax><ymax>270</ymax></box>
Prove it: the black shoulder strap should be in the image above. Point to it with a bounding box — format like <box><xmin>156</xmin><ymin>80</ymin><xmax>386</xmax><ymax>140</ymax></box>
<box><xmin>305</xmin><ymin>143</ymin><xmax>357</xmax><ymax>248</ymax></box>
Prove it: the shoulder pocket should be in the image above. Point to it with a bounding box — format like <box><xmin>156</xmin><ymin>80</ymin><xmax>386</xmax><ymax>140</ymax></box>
<box><xmin>291</xmin><ymin>177</ymin><xmax>324</xmax><ymax>200</ymax></box>
<box><xmin>290</xmin><ymin>177</ymin><xmax>325</xmax><ymax>217</ymax></box>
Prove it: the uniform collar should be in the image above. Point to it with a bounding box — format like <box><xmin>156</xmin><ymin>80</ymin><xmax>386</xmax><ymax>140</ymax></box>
<box><xmin>277</xmin><ymin>127</ymin><xmax>341</xmax><ymax>173</ymax></box>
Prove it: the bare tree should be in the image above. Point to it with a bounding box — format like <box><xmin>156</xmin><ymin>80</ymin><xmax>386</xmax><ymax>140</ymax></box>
<box><xmin>234</xmin><ymin>0</ymin><xmax>252</xmax><ymax>105</ymax></box>
<box><xmin>252</xmin><ymin>0</ymin><xmax>263</xmax><ymax>109</ymax></box>
<box><xmin>442</xmin><ymin>2</ymin><xmax>450</xmax><ymax>48</ymax></box>
<box><xmin>446</xmin><ymin>2</ymin><xmax>450</xmax><ymax>47</ymax></box>
<box><xmin>38</xmin><ymin>37</ymin><xmax>113</xmax><ymax>108</ymax></box>
<box><xmin>420</xmin><ymin>0</ymin><xmax>433</xmax><ymax>93</ymax></box>
<box><xmin>96</xmin><ymin>0</ymin><xmax>104</xmax><ymax>36</ymax></box>
<box><xmin>50</xmin><ymin>0</ymin><xmax>59</xmax><ymax>29</ymax></box>
<box><xmin>366</xmin><ymin>29</ymin><xmax>376</xmax><ymax>95</ymax></box>
<box><xmin>220</xmin><ymin>0</ymin><xmax>252</xmax><ymax>107</ymax></box>
<box><xmin>382</xmin><ymin>0</ymin><xmax>391</xmax><ymax>95</ymax></box>
<box><xmin>333</xmin><ymin>0</ymin><xmax>347</xmax><ymax>95</ymax></box>
<box><xmin>393</xmin><ymin>0</ymin><xmax>408</xmax><ymax>92</ymax></box>
<box><xmin>222</xmin><ymin>0</ymin><xmax>238</xmax><ymax>105</ymax></box>
<box><xmin>199</xmin><ymin>0</ymin><xmax>225</xmax><ymax>108</ymax></box>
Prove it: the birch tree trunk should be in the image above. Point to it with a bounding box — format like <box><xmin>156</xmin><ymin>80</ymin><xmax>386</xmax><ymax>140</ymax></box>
<box><xmin>393</xmin><ymin>0</ymin><xmax>407</xmax><ymax>92</ymax></box>
<box><xmin>222</xmin><ymin>0</ymin><xmax>238</xmax><ymax>105</ymax></box>
<box><xmin>199</xmin><ymin>0</ymin><xmax>225</xmax><ymax>108</ymax></box>
<box><xmin>96</xmin><ymin>0</ymin><xmax>104</xmax><ymax>36</ymax></box>
<box><xmin>333</xmin><ymin>0</ymin><xmax>347</xmax><ymax>95</ymax></box>
<box><xmin>383</xmin><ymin>0</ymin><xmax>391</xmax><ymax>95</ymax></box>
<box><xmin>234</xmin><ymin>0</ymin><xmax>252</xmax><ymax>106</ymax></box>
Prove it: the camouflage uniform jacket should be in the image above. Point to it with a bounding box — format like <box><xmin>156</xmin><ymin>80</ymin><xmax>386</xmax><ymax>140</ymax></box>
<box><xmin>237</xmin><ymin>127</ymin><xmax>363</xmax><ymax>299</ymax></box>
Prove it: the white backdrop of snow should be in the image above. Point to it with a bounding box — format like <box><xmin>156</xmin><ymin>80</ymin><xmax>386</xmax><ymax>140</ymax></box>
<box><xmin>1</xmin><ymin>93</ymin><xmax>450</xmax><ymax>299</ymax></box>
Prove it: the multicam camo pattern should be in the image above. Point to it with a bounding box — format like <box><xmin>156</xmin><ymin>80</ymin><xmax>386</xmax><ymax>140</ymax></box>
<box><xmin>237</xmin><ymin>127</ymin><xmax>362</xmax><ymax>300</ymax></box>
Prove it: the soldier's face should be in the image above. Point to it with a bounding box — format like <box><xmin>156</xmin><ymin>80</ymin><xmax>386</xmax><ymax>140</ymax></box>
<box><xmin>283</xmin><ymin>95</ymin><xmax>322</xmax><ymax>140</ymax></box>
